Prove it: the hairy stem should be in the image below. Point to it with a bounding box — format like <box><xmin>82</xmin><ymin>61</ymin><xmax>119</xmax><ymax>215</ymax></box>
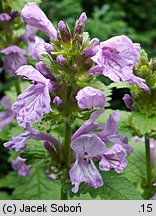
<box><xmin>14</xmin><ymin>78</ymin><xmax>21</xmax><ymax>95</ymax></box>
<box><xmin>64</xmin><ymin>120</ymin><xmax>72</xmax><ymax>169</ymax></box>
<box><xmin>145</xmin><ymin>137</ymin><xmax>152</xmax><ymax>186</ymax></box>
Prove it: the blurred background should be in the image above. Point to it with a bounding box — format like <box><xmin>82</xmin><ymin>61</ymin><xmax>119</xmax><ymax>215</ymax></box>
<box><xmin>40</xmin><ymin>0</ymin><xmax>156</xmax><ymax>57</ymax></box>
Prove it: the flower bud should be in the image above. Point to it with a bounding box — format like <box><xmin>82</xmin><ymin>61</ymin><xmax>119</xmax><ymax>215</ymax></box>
<box><xmin>53</xmin><ymin>96</ymin><xmax>62</xmax><ymax>107</ymax></box>
<box><xmin>58</xmin><ymin>20</ymin><xmax>71</xmax><ymax>42</ymax></box>
<box><xmin>56</xmin><ymin>55</ymin><xmax>65</xmax><ymax>65</ymax></box>
<box><xmin>74</xmin><ymin>12</ymin><xmax>87</xmax><ymax>35</ymax></box>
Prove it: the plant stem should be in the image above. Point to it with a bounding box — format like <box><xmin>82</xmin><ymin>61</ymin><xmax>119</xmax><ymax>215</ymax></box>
<box><xmin>14</xmin><ymin>78</ymin><xmax>21</xmax><ymax>95</ymax></box>
<box><xmin>145</xmin><ymin>137</ymin><xmax>152</xmax><ymax>186</ymax></box>
<box><xmin>61</xmin><ymin>185</ymin><xmax>68</xmax><ymax>200</ymax></box>
<box><xmin>64</xmin><ymin>120</ymin><xmax>72</xmax><ymax>169</ymax></box>
<box><xmin>60</xmin><ymin>121</ymin><xmax>72</xmax><ymax>200</ymax></box>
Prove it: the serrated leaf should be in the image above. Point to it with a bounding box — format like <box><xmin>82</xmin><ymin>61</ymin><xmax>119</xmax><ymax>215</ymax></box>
<box><xmin>68</xmin><ymin>170</ymin><xmax>142</xmax><ymax>200</ymax></box>
<box><xmin>96</xmin><ymin>171</ymin><xmax>143</xmax><ymax>200</ymax></box>
<box><xmin>12</xmin><ymin>166</ymin><xmax>61</xmax><ymax>200</ymax></box>
<box><xmin>0</xmin><ymin>172</ymin><xmax>22</xmax><ymax>189</ymax></box>
<box><xmin>122</xmin><ymin>138</ymin><xmax>146</xmax><ymax>192</ymax></box>
<box><xmin>20</xmin><ymin>140</ymin><xmax>48</xmax><ymax>165</ymax></box>
<box><xmin>130</xmin><ymin>112</ymin><xmax>156</xmax><ymax>135</ymax></box>
<box><xmin>108</xmin><ymin>81</ymin><xmax>130</xmax><ymax>89</ymax></box>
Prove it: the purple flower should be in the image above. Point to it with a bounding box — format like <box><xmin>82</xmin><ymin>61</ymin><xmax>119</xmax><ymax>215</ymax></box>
<box><xmin>0</xmin><ymin>13</ymin><xmax>11</xmax><ymax>21</ymax></box>
<box><xmin>72</xmin><ymin>110</ymin><xmax>104</xmax><ymax>140</ymax></box>
<box><xmin>21</xmin><ymin>24</ymin><xmax>38</xmax><ymax>42</ymax></box>
<box><xmin>84</xmin><ymin>38</ymin><xmax>100</xmax><ymax>58</ymax></box>
<box><xmin>36</xmin><ymin>61</ymin><xmax>54</xmax><ymax>80</ymax></box>
<box><xmin>4</xmin><ymin>130</ymin><xmax>61</xmax><ymax>152</ymax></box>
<box><xmin>97</xmin><ymin>112</ymin><xmax>120</xmax><ymax>142</ymax></box>
<box><xmin>22</xmin><ymin>2</ymin><xmax>57</xmax><ymax>40</ymax></box>
<box><xmin>58</xmin><ymin>21</ymin><xmax>66</xmax><ymax>31</ymax></box>
<box><xmin>74</xmin><ymin>12</ymin><xmax>87</xmax><ymax>35</ymax></box>
<box><xmin>56</xmin><ymin>55</ymin><xmax>65</xmax><ymax>65</ymax></box>
<box><xmin>12</xmin><ymin>156</ymin><xmax>30</xmax><ymax>176</ymax></box>
<box><xmin>69</xmin><ymin>134</ymin><xmax>105</xmax><ymax>193</ymax></box>
<box><xmin>0</xmin><ymin>96</ymin><xmax>15</xmax><ymax>132</ymax></box>
<box><xmin>123</xmin><ymin>94</ymin><xmax>133</xmax><ymax>110</ymax></box>
<box><xmin>91</xmin><ymin>35</ymin><xmax>148</xmax><ymax>91</ymax></box>
<box><xmin>53</xmin><ymin>96</ymin><xmax>62</xmax><ymax>107</ymax></box>
<box><xmin>58</xmin><ymin>21</ymin><xmax>71</xmax><ymax>42</ymax></box>
<box><xmin>99</xmin><ymin>144</ymin><xmax>127</xmax><ymax>173</ymax></box>
<box><xmin>0</xmin><ymin>45</ymin><xmax>27</xmax><ymax>76</ymax></box>
<box><xmin>28</xmin><ymin>36</ymin><xmax>53</xmax><ymax>60</ymax></box>
<box><xmin>12</xmin><ymin>65</ymin><xmax>53</xmax><ymax>128</ymax></box>
<box><xmin>76</xmin><ymin>12</ymin><xmax>87</xmax><ymax>26</ymax></box>
<box><xmin>97</xmin><ymin>112</ymin><xmax>133</xmax><ymax>155</ymax></box>
<box><xmin>150</xmin><ymin>193</ymin><xmax>156</xmax><ymax>200</ymax></box>
<box><xmin>4</xmin><ymin>132</ymin><xmax>31</xmax><ymax>152</ymax></box>
<box><xmin>70</xmin><ymin>134</ymin><xmax>128</xmax><ymax>192</ymax></box>
<box><xmin>76</xmin><ymin>87</ymin><xmax>105</xmax><ymax>110</ymax></box>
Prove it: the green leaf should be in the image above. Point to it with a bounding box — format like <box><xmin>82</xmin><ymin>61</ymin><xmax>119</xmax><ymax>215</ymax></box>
<box><xmin>12</xmin><ymin>166</ymin><xmax>61</xmax><ymax>200</ymax></box>
<box><xmin>108</xmin><ymin>81</ymin><xmax>130</xmax><ymax>89</ymax></box>
<box><xmin>82</xmin><ymin>32</ymin><xmax>90</xmax><ymax>44</ymax></box>
<box><xmin>20</xmin><ymin>140</ymin><xmax>48</xmax><ymax>165</ymax></box>
<box><xmin>0</xmin><ymin>192</ymin><xmax>12</xmax><ymax>200</ymax></box>
<box><xmin>68</xmin><ymin>170</ymin><xmax>142</xmax><ymax>200</ymax></box>
<box><xmin>7</xmin><ymin>0</ymin><xmax>41</xmax><ymax>12</ymax></box>
<box><xmin>0</xmin><ymin>126</ymin><xmax>10</xmax><ymax>141</ymax></box>
<box><xmin>130</xmin><ymin>112</ymin><xmax>156</xmax><ymax>135</ymax></box>
<box><xmin>122</xmin><ymin>138</ymin><xmax>146</xmax><ymax>193</ymax></box>
<box><xmin>0</xmin><ymin>169</ymin><xmax>61</xmax><ymax>200</ymax></box>
<box><xmin>96</xmin><ymin>171</ymin><xmax>143</xmax><ymax>200</ymax></box>
<box><xmin>0</xmin><ymin>172</ymin><xmax>22</xmax><ymax>189</ymax></box>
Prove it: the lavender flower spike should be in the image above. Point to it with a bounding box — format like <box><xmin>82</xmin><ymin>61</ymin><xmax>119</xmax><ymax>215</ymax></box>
<box><xmin>76</xmin><ymin>86</ymin><xmax>105</xmax><ymax>110</ymax></box>
<box><xmin>12</xmin><ymin>65</ymin><xmax>53</xmax><ymax>128</ymax></box>
<box><xmin>0</xmin><ymin>96</ymin><xmax>15</xmax><ymax>132</ymax></box>
<box><xmin>70</xmin><ymin>134</ymin><xmax>105</xmax><ymax>193</ymax></box>
<box><xmin>22</xmin><ymin>2</ymin><xmax>57</xmax><ymax>40</ymax></box>
<box><xmin>1</xmin><ymin>45</ymin><xmax>27</xmax><ymax>76</ymax></box>
<box><xmin>12</xmin><ymin>156</ymin><xmax>30</xmax><ymax>176</ymax></box>
<box><xmin>91</xmin><ymin>35</ymin><xmax>149</xmax><ymax>91</ymax></box>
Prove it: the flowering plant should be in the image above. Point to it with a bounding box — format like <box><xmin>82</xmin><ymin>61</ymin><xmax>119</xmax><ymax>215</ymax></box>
<box><xmin>0</xmin><ymin>2</ymin><xmax>156</xmax><ymax>200</ymax></box>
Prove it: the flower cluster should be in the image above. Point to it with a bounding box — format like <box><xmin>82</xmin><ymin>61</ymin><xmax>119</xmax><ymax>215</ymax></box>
<box><xmin>3</xmin><ymin>2</ymin><xmax>147</xmax><ymax>193</ymax></box>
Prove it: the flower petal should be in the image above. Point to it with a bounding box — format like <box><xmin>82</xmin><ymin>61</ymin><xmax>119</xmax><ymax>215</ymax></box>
<box><xmin>69</xmin><ymin>159</ymin><xmax>103</xmax><ymax>193</ymax></box>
